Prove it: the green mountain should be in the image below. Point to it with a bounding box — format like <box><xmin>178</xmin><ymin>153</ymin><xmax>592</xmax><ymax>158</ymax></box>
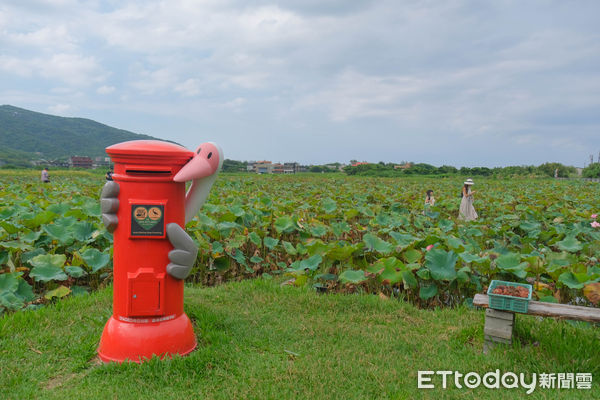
<box><xmin>0</xmin><ymin>105</ymin><xmax>162</xmax><ymax>166</ymax></box>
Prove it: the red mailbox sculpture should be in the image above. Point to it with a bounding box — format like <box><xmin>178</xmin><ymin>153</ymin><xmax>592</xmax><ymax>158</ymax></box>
<box><xmin>97</xmin><ymin>140</ymin><xmax>222</xmax><ymax>363</ymax></box>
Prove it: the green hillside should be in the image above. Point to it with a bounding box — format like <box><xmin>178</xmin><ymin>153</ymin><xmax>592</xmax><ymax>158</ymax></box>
<box><xmin>0</xmin><ymin>105</ymin><xmax>161</xmax><ymax>165</ymax></box>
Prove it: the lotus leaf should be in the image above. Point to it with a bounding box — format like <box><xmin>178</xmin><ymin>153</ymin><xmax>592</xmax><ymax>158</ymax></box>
<box><xmin>45</xmin><ymin>285</ymin><xmax>71</xmax><ymax>300</ymax></box>
<box><xmin>274</xmin><ymin>216</ymin><xmax>296</xmax><ymax>233</ymax></box>
<box><xmin>65</xmin><ymin>266</ymin><xmax>87</xmax><ymax>278</ymax></box>
<box><xmin>43</xmin><ymin>223</ymin><xmax>73</xmax><ymax>245</ymax></box>
<box><xmin>401</xmin><ymin>270</ymin><xmax>418</xmax><ymax>289</ymax></box>
<box><xmin>495</xmin><ymin>253</ymin><xmax>528</xmax><ymax>279</ymax></box>
<box><xmin>0</xmin><ymin>291</ymin><xmax>24</xmax><ymax>310</ymax></box>
<box><xmin>326</xmin><ymin>242</ymin><xmax>359</xmax><ymax>261</ymax></box>
<box><xmin>47</xmin><ymin>203</ymin><xmax>71</xmax><ymax>215</ymax></box>
<box><xmin>29</xmin><ymin>254</ymin><xmax>68</xmax><ymax>282</ymax></box>
<box><xmin>403</xmin><ymin>249</ymin><xmax>422</xmax><ymax>264</ymax></box>
<box><xmin>72</xmin><ymin>221</ymin><xmax>96</xmax><ymax>242</ymax></box>
<box><xmin>15</xmin><ymin>279</ymin><xmax>34</xmax><ymax>302</ymax></box>
<box><xmin>558</xmin><ymin>272</ymin><xmax>585</xmax><ymax>289</ymax></box>
<box><xmin>282</xmin><ymin>241</ymin><xmax>298</xmax><ymax>255</ymax></box>
<box><xmin>308</xmin><ymin>224</ymin><xmax>328</xmax><ymax>237</ymax></box>
<box><xmin>339</xmin><ymin>269</ymin><xmax>367</xmax><ymax>284</ymax></box>
<box><xmin>248</xmin><ymin>232</ymin><xmax>262</xmax><ymax>246</ymax></box>
<box><xmin>389</xmin><ymin>232</ymin><xmax>417</xmax><ymax>247</ymax></box>
<box><xmin>0</xmin><ymin>272</ymin><xmax>19</xmax><ymax>292</ymax></box>
<box><xmin>419</xmin><ymin>283</ymin><xmax>438</xmax><ymax>299</ymax></box>
<box><xmin>0</xmin><ymin>240</ymin><xmax>33</xmax><ymax>251</ymax></box>
<box><xmin>264</xmin><ymin>237</ymin><xmax>279</xmax><ymax>250</ymax></box>
<box><xmin>321</xmin><ymin>198</ymin><xmax>337</xmax><ymax>214</ymax></box>
<box><xmin>556</xmin><ymin>236</ymin><xmax>583</xmax><ymax>253</ymax></box>
<box><xmin>363</xmin><ymin>233</ymin><xmax>393</xmax><ymax>254</ymax></box>
<box><xmin>80</xmin><ymin>249</ymin><xmax>110</xmax><ymax>273</ymax></box>
<box><xmin>438</xmin><ymin>219</ymin><xmax>454</xmax><ymax>232</ymax></box>
<box><xmin>425</xmin><ymin>249</ymin><xmax>458</xmax><ymax>281</ymax></box>
<box><xmin>299</xmin><ymin>255</ymin><xmax>322</xmax><ymax>271</ymax></box>
<box><xmin>331</xmin><ymin>221</ymin><xmax>350</xmax><ymax>237</ymax></box>
<box><xmin>71</xmin><ymin>286</ymin><xmax>89</xmax><ymax>297</ymax></box>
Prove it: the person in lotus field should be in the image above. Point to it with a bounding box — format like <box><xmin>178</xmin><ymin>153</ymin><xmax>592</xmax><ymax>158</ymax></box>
<box><xmin>459</xmin><ymin>178</ymin><xmax>477</xmax><ymax>221</ymax></box>
<box><xmin>41</xmin><ymin>167</ymin><xmax>50</xmax><ymax>183</ymax></box>
<box><xmin>425</xmin><ymin>189</ymin><xmax>435</xmax><ymax>206</ymax></box>
<box><xmin>423</xmin><ymin>189</ymin><xmax>435</xmax><ymax>215</ymax></box>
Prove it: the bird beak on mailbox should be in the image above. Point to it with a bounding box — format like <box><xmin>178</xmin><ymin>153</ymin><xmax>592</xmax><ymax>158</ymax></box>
<box><xmin>173</xmin><ymin>142</ymin><xmax>222</xmax><ymax>182</ymax></box>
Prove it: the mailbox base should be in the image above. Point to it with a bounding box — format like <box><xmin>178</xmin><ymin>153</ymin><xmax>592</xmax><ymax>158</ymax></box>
<box><xmin>98</xmin><ymin>313</ymin><xmax>196</xmax><ymax>363</ymax></box>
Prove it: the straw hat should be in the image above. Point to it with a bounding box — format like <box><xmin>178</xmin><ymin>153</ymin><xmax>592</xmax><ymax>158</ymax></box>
<box><xmin>464</xmin><ymin>178</ymin><xmax>474</xmax><ymax>185</ymax></box>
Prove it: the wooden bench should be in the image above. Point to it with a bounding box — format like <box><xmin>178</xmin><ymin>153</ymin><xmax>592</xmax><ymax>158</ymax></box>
<box><xmin>473</xmin><ymin>294</ymin><xmax>600</xmax><ymax>353</ymax></box>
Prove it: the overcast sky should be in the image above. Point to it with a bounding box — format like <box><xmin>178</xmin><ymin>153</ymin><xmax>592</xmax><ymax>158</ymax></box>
<box><xmin>1</xmin><ymin>0</ymin><xmax>599</xmax><ymax>167</ymax></box>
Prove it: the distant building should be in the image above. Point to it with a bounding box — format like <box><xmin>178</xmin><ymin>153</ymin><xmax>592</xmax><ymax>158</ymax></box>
<box><xmin>49</xmin><ymin>159</ymin><xmax>70</xmax><ymax>168</ymax></box>
<box><xmin>255</xmin><ymin>161</ymin><xmax>273</xmax><ymax>174</ymax></box>
<box><xmin>245</xmin><ymin>160</ymin><xmax>303</xmax><ymax>174</ymax></box>
<box><xmin>93</xmin><ymin>156</ymin><xmax>111</xmax><ymax>169</ymax></box>
<box><xmin>351</xmin><ymin>161</ymin><xmax>369</xmax><ymax>167</ymax></box>
<box><xmin>324</xmin><ymin>163</ymin><xmax>340</xmax><ymax>171</ymax></box>
<box><xmin>394</xmin><ymin>163</ymin><xmax>412</xmax><ymax>170</ymax></box>
<box><xmin>283</xmin><ymin>162</ymin><xmax>300</xmax><ymax>174</ymax></box>
<box><xmin>69</xmin><ymin>156</ymin><xmax>93</xmax><ymax>169</ymax></box>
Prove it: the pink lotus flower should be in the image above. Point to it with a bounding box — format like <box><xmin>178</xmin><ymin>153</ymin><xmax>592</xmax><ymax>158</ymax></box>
<box><xmin>426</xmin><ymin>244</ymin><xmax>434</xmax><ymax>251</ymax></box>
<box><xmin>591</xmin><ymin>221</ymin><xmax>600</xmax><ymax>228</ymax></box>
<box><xmin>592</xmin><ymin>214</ymin><xmax>598</xmax><ymax>219</ymax></box>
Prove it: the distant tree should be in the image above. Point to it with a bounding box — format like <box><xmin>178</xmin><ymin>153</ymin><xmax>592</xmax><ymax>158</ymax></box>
<box><xmin>537</xmin><ymin>162</ymin><xmax>575</xmax><ymax>178</ymax></box>
<box><xmin>496</xmin><ymin>165</ymin><xmax>536</xmax><ymax>176</ymax></box>
<box><xmin>470</xmin><ymin>166</ymin><xmax>492</xmax><ymax>176</ymax></box>
<box><xmin>437</xmin><ymin>165</ymin><xmax>458</xmax><ymax>174</ymax></box>
<box><xmin>459</xmin><ymin>167</ymin><xmax>472</xmax><ymax>175</ymax></box>
<box><xmin>406</xmin><ymin>163</ymin><xmax>436</xmax><ymax>175</ymax></box>
<box><xmin>222</xmin><ymin>159</ymin><xmax>248</xmax><ymax>172</ymax></box>
<box><xmin>582</xmin><ymin>163</ymin><xmax>600</xmax><ymax>178</ymax></box>
<box><xmin>343</xmin><ymin>165</ymin><xmax>357</xmax><ymax>175</ymax></box>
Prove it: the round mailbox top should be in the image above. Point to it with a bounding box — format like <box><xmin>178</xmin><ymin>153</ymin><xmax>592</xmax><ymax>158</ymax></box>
<box><xmin>106</xmin><ymin>140</ymin><xmax>194</xmax><ymax>165</ymax></box>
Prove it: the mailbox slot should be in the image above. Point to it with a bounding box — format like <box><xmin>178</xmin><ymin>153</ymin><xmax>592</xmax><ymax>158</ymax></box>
<box><xmin>127</xmin><ymin>268</ymin><xmax>165</xmax><ymax>317</ymax></box>
<box><xmin>126</xmin><ymin>170</ymin><xmax>172</xmax><ymax>175</ymax></box>
<box><xmin>125</xmin><ymin>166</ymin><xmax>173</xmax><ymax>176</ymax></box>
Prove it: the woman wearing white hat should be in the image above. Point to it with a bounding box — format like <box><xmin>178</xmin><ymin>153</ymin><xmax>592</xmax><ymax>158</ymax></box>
<box><xmin>459</xmin><ymin>178</ymin><xmax>478</xmax><ymax>221</ymax></box>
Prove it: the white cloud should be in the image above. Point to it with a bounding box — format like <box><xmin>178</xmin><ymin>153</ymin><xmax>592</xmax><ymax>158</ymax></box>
<box><xmin>47</xmin><ymin>103</ymin><xmax>71</xmax><ymax>115</ymax></box>
<box><xmin>129</xmin><ymin>67</ymin><xmax>177</xmax><ymax>94</ymax></box>
<box><xmin>298</xmin><ymin>69</ymin><xmax>430</xmax><ymax>121</ymax></box>
<box><xmin>221</xmin><ymin>97</ymin><xmax>246</xmax><ymax>109</ymax></box>
<box><xmin>0</xmin><ymin>53</ymin><xmax>105</xmax><ymax>86</ymax></box>
<box><xmin>97</xmin><ymin>85</ymin><xmax>115</xmax><ymax>95</ymax></box>
<box><xmin>7</xmin><ymin>25</ymin><xmax>78</xmax><ymax>51</ymax></box>
<box><xmin>174</xmin><ymin>79</ymin><xmax>201</xmax><ymax>97</ymax></box>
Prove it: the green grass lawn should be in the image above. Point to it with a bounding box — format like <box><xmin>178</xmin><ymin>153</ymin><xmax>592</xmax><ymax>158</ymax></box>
<box><xmin>1</xmin><ymin>279</ymin><xmax>598</xmax><ymax>399</ymax></box>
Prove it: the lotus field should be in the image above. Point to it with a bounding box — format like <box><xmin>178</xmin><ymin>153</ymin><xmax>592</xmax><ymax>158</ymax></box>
<box><xmin>1</xmin><ymin>170</ymin><xmax>600</xmax><ymax>314</ymax></box>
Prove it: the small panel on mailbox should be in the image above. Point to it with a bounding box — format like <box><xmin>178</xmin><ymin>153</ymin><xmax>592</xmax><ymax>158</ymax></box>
<box><xmin>131</xmin><ymin>280</ymin><xmax>160</xmax><ymax>316</ymax></box>
<box><xmin>131</xmin><ymin>203</ymin><xmax>165</xmax><ymax>237</ymax></box>
<box><xmin>127</xmin><ymin>268</ymin><xmax>165</xmax><ymax>317</ymax></box>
